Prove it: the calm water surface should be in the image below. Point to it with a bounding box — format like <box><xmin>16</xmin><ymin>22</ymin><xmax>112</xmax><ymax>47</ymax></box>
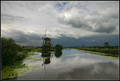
<box><xmin>16</xmin><ymin>49</ymin><xmax>119</xmax><ymax>80</ymax></box>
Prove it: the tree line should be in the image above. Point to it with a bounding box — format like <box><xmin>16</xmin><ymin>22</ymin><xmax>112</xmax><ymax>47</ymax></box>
<box><xmin>1</xmin><ymin>37</ymin><xmax>63</xmax><ymax>66</ymax></box>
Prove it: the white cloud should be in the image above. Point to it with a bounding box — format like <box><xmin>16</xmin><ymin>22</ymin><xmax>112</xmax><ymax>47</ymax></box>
<box><xmin>57</xmin><ymin>1</ymin><xmax>119</xmax><ymax>34</ymax></box>
<box><xmin>1</xmin><ymin>1</ymin><xmax>119</xmax><ymax>46</ymax></box>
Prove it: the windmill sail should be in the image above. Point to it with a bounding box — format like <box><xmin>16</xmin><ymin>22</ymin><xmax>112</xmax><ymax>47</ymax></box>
<box><xmin>42</xmin><ymin>29</ymin><xmax>51</xmax><ymax>46</ymax></box>
<box><xmin>44</xmin><ymin>29</ymin><xmax>47</xmax><ymax>38</ymax></box>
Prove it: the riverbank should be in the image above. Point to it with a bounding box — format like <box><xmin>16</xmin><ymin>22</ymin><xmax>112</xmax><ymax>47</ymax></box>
<box><xmin>1</xmin><ymin>49</ymin><xmax>119</xmax><ymax>80</ymax></box>
<box><xmin>1</xmin><ymin>52</ymin><xmax>41</xmax><ymax>80</ymax></box>
<box><xmin>72</xmin><ymin>47</ymin><xmax>119</xmax><ymax>59</ymax></box>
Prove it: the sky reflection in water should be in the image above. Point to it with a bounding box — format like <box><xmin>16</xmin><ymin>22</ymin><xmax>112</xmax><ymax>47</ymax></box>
<box><xmin>17</xmin><ymin>49</ymin><xmax>119</xmax><ymax>80</ymax></box>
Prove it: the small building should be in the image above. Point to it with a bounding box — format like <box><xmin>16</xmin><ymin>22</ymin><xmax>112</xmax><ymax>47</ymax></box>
<box><xmin>104</xmin><ymin>42</ymin><xmax>109</xmax><ymax>46</ymax></box>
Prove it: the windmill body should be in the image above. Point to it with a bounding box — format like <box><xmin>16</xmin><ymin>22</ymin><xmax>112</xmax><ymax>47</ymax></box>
<box><xmin>104</xmin><ymin>42</ymin><xmax>109</xmax><ymax>46</ymax></box>
<box><xmin>42</xmin><ymin>30</ymin><xmax>51</xmax><ymax>46</ymax></box>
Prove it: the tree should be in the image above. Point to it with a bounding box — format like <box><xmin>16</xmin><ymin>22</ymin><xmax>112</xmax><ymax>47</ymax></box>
<box><xmin>42</xmin><ymin>45</ymin><xmax>51</xmax><ymax>52</ymax></box>
<box><xmin>54</xmin><ymin>44</ymin><xmax>63</xmax><ymax>52</ymax></box>
<box><xmin>1</xmin><ymin>37</ymin><xmax>22</xmax><ymax>66</ymax></box>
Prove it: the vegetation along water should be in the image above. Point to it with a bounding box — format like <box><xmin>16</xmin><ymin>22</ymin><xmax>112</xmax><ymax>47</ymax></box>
<box><xmin>72</xmin><ymin>46</ymin><xmax>119</xmax><ymax>59</ymax></box>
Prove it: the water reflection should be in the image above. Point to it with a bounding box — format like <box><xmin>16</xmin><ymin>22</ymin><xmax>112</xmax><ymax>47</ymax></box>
<box><xmin>41</xmin><ymin>51</ymin><xmax>63</xmax><ymax>64</ymax></box>
<box><xmin>16</xmin><ymin>49</ymin><xmax>119</xmax><ymax>80</ymax></box>
<box><xmin>58</xmin><ymin>62</ymin><xmax>119</xmax><ymax>80</ymax></box>
<box><xmin>55</xmin><ymin>51</ymin><xmax>62</xmax><ymax>58</ymax></box>
<box><xmin>41</xmin><ymin>52</ymin><xmax>51</xmax><ymax>57</ymax></box>
<box><xmin>41</xmin><ymin>52</ymin><xmax>51</xmax><ymax>64</ymax></box>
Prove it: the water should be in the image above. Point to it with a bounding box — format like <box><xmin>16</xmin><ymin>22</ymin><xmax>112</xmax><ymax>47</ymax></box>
<box><xmin>16</xmin><ymin>49</ymin><xmax>119</xmax><ymax>80</ymax></box>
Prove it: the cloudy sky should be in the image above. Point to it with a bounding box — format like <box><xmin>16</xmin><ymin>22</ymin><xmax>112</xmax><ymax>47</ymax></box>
<box><xmin>1</xmin><ymin>1</ymin><xmax>119</xmax><ymax>46</ymax></box>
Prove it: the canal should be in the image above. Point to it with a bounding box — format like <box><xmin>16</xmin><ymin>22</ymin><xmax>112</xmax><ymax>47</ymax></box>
<box><xmin>13</xmin><ymin>49</ymin><xmax>119</xmax><ymax>80</ymax></box>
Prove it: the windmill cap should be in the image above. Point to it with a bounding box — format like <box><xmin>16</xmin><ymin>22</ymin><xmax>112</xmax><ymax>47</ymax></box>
<box><xmin>44</xmin><ymin>37</ymin><xmax>51</xmax><ymax>40</ymax></box>
<box><xmin>105</xmin><ymin>42</ymin><xmax>109</xmax><ymax>44</ymax></box>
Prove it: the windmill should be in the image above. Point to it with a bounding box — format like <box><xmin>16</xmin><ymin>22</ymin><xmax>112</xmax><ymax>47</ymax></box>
<box><xmin>42</xmin><ymin>29</ymin><xmax>52</xmax><ymax>46</ymax></box>
<box><xmin>104</xmin><ymin>34</ymin><xmax>109</xmax><ymax>46</ymax></box>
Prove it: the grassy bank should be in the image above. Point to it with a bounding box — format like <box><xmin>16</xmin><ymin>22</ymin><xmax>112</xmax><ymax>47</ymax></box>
<box><xmin>1</xmin><ymin>52</ymin><xmax>41</xmax><ymax>80</ymax></box>
<box><xmin>72</xmin><ymin>46</ymin><xmax>119</xmax><ymax>58</ymax></box>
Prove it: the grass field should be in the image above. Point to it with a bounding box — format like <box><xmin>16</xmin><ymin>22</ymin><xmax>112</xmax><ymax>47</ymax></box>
<box><xmin>72</xmin><ymin>46</ymin><xmax>119</xmax><ymax>58</ymax></box>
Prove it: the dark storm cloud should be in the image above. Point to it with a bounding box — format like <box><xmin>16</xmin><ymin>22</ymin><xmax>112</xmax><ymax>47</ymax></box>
<box><xmin>2</xmin><ymin>28</ymin><xmax>119</xmax><ymax>46</ymax></box>
<box><xmin>51</xmin><ymin>35</ymin><xmax>119</xmax><ymax>47</ymax></box>
<box><xmin>94</xmin><ymin>26</ymin><xmax>116</xmax><ymax>33</ymax></box>
<box><xmin>2</xmin><ymin>28</ymin><xmax>43</xmax><ymax>46</ymax></box>
<box><xmin>58</xmin><ymin>13</ymin><xmax>118</xmax><ymax>33</ymax></box>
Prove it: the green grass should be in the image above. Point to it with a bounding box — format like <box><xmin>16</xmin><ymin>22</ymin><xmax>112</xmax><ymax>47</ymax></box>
<box><xmin>1</xmin><ymin>63</ymin><xmax>42</xmax><ymax>80</ymax></box>
<box><xmin>72</xmin><ymin>46</ymin><xmax>119</xmax><ymax>58</ymax></box>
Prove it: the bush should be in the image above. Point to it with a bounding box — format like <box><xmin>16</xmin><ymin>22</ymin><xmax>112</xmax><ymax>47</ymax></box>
<box><xmin>16</xmin><ymin>51</ymin><xmax>27</xmax><ymax>61</ymax></box>
<box><xmin>1</xmin><ymin>37</ymin><xmax>23</xmax><ymax>66</ymax></box>
<box><xmin>54</xmin><ymin>44</ymin><xmax>63</xmax><ymax>52</ymax></box>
